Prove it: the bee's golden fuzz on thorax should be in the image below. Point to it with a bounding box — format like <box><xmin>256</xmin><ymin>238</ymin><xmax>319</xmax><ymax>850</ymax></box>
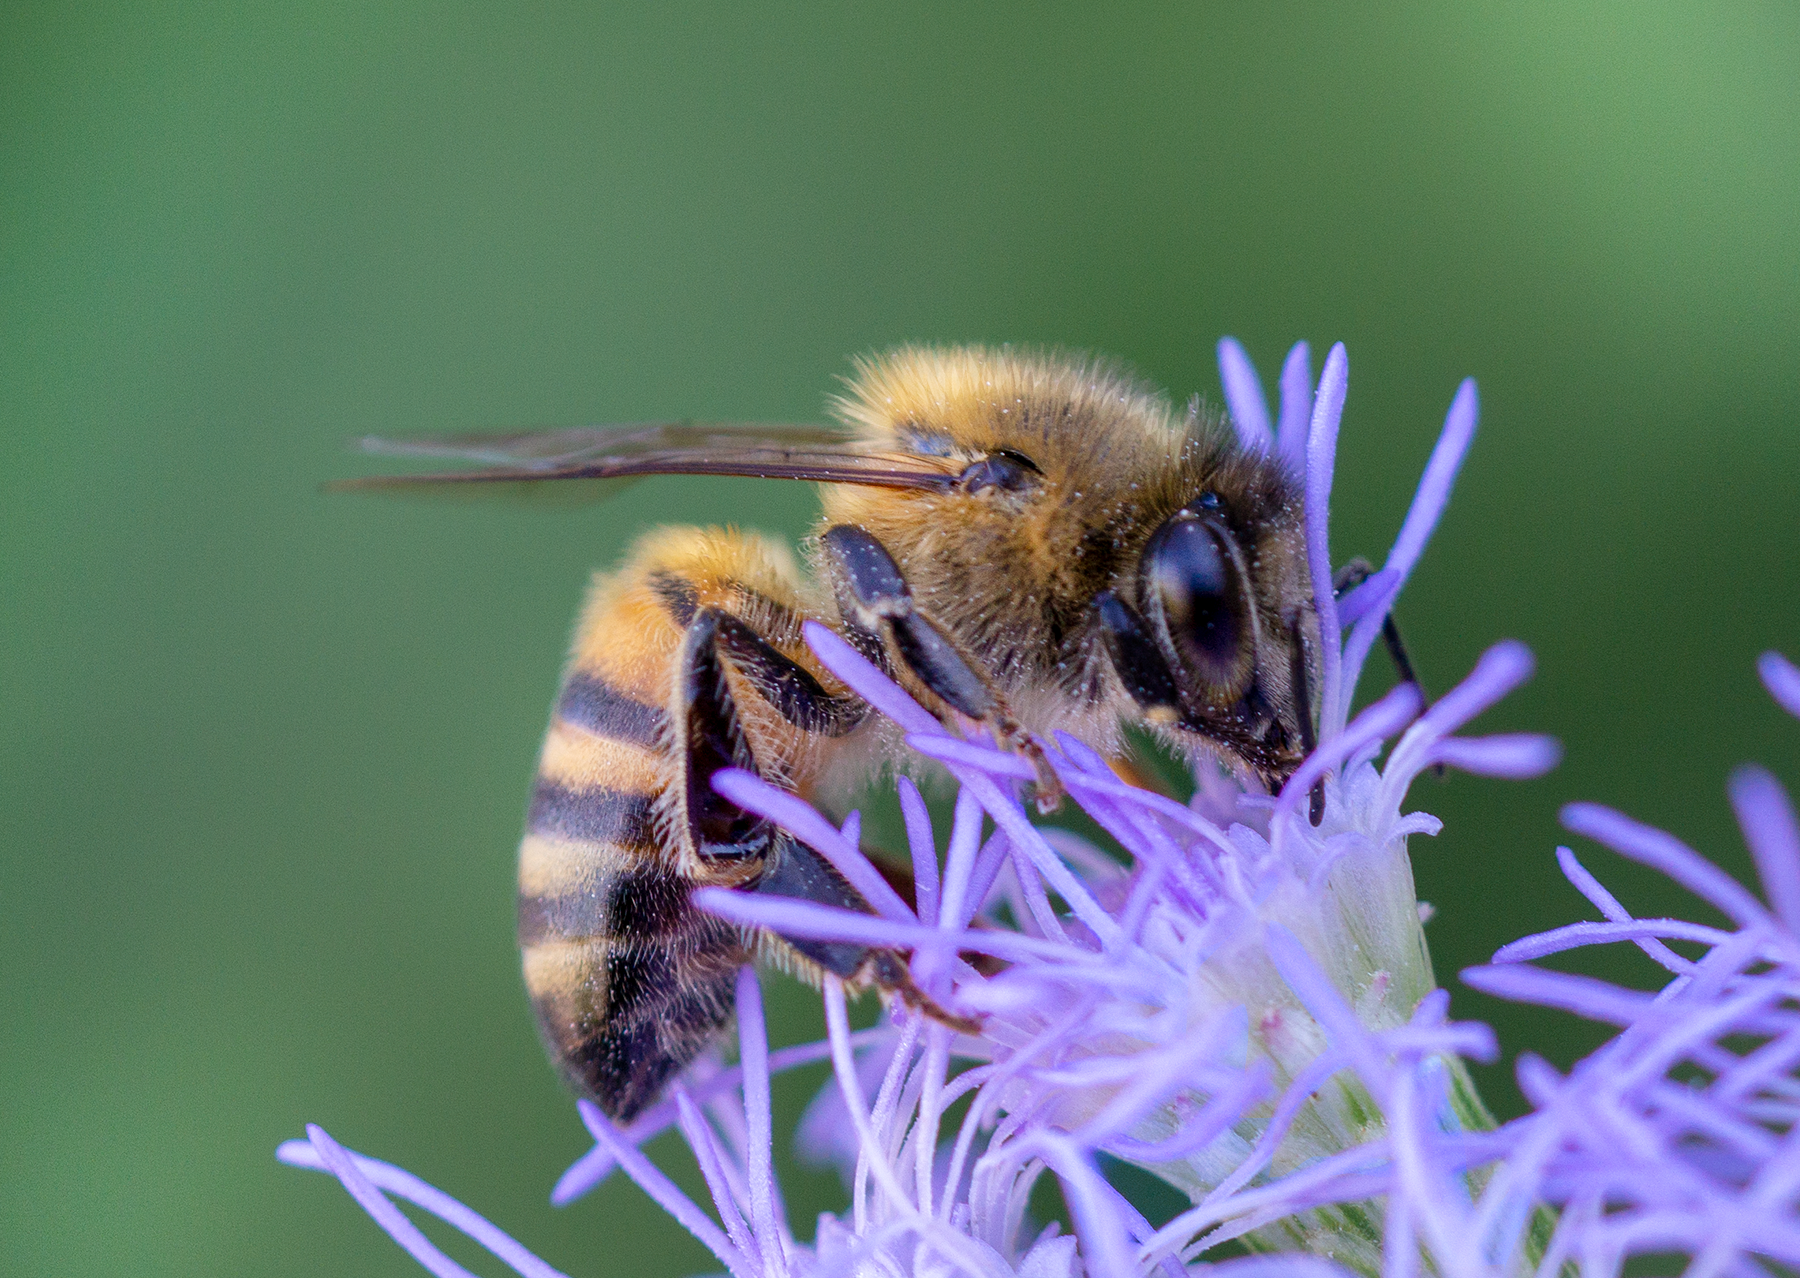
<box><xmin>814</xmin><ymin>346</ymin><xmax>1307</xmax><ymax>752</ymax></box>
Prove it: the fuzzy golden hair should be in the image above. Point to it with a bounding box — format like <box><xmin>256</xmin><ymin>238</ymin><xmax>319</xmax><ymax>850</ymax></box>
<box><xmin>829</xmin><ymin>344</ymin><xmax>1183</xmax><ymax>456</ymax></box>
<box><xmin>811</xmin><ymin>345</ymin><xmax>1305</xmax><ymax>753</ymax></box>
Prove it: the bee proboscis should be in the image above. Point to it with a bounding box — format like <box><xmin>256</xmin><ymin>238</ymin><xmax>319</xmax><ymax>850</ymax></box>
<box><xmin>346</xmin><ymin>346</ymin><xmax>1344</xmax><ymax>1121</ymax></box>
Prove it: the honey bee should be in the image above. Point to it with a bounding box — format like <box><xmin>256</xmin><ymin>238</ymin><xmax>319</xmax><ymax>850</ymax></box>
<box><xmin>345</xmin><ymin>346</ymin><xmax>1331</xmax><ymax>1122</ymax></box>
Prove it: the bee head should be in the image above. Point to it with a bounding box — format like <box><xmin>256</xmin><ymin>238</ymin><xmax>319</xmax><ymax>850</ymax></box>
<box><xmin>1117</xmin><ymin>487</ymin><xmax>1316</xmax><ymax>787</ymax></box>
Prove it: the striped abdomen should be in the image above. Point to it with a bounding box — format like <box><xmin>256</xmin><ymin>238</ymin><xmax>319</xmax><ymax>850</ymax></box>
<box><xmin>516</xmin><ymin>529</ymin><xmax>815</xmax><ymax>1121</ymax></box>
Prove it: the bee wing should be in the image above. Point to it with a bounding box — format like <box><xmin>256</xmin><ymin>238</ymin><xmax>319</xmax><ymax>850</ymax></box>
<box><xmin>330</xmin><ymin>421</ymin><xmax>959</xmax><ymax>498</ymax></box>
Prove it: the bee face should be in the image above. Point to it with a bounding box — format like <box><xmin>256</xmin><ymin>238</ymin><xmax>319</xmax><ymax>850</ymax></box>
<box><xmin>1133</xmin><ymin>493</ymin><xmax>1314</xmax><ymax>780</ymax></box>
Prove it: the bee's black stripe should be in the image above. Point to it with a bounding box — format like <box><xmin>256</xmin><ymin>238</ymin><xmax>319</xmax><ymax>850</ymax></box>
<box><xmin>517</xmin><ymin>867</ymin><xmax>696</xmax><ymax>947</ymax></box>
<box><xmin>578</xmin><ymin>1018</ymin><xmax>670</xmax><ymax>1118</ymax></box>
<box><xmin>517</xmin><ymin>887</ymin><xmax>610</xmax><ymax>948</ymax></box>
<box><xmin>605</xmin><ymin>868</ymin><xmax>694</xmax><ymax>937</ymax></box>
<box><xmin>529</xmin><ymin>905</ymin><xmax>747</xmax><ymax>1122</ymax></box>
<box><xmin>604</xmin><ymin>941</ymin><xmax>675</xmax><ymax>1018</ymax></box>
<box><xmin>556</xmin><ymin>671</ymin><xmax>668</xmax><ymax>747</ymax></box>
<box><xmin>648</xmin><ymin>570</ymin><xmax>698</xmax><ymax>625</ymax></box>
<box><xmin>527</xmin><ymin>780</ymin><xmax>657</xmax><ymax>846</ymax></box>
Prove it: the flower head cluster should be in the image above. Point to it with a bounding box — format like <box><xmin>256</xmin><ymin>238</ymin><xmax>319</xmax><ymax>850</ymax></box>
<box><xmin>280</xmin><ymin>341</ymin><xmax>1800</xmax><ymax>1278</ymax></box>
<box><xmin>1454</xmin><ymin>648</ymin><xmax>1800</xmax><ymax>1277</ymax></box>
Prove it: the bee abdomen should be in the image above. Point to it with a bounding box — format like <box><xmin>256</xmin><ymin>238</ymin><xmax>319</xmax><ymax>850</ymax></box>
<box><xmin>519</xmin><ymin>828</ymin><xmax>746</xmax><ymax>1118</ymax></box>
<box><xmin>554</xmin><ymin>670</ymin><xmax>667</xmax><ymax>748</ymax></box>
<box><xmin>518</xmin><ymin>705</ymin><xmax>752</xmax><ymax>1118</ymax></box>
<box><xmin>533</xmin><ymin>928</ymin><xmax>743</xmax><ymax>1120</ymax></box>
<box><xmin>517</xmin><ymin>842</ymin><xmax>688</xmax><ymax>947</ymax></box>
<box><xmin>518</xmin><ymin>529</ymin><xmax>823</xmax><ymax>1120</ymax></box>
<box><xmin>524</xmin><ymin>777</ymin><xmax>657</xmax><ymax>847</ymax></box>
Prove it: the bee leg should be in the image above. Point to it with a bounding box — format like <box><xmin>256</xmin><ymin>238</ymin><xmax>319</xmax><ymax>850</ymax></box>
<box><xmin>679</xmin><ymin>610</ymin><xmax>953</xmax><ymax>978</ymax></box>
<box><xmin>1093</xmin><ymin>589</ymin><xmax>1181</xmax><ymax>724</ymax></box>
<box><xmin>751</xmin><ymin>836</ymin><xmax>982</xmax><ymax>1031</ymax></box>
<box><xmin>868</xmin><ymin>950</ymin><xmax>983</xmax><ymax>1034</ymax></box>
<box><xmin>820</xmin><ymin>524</ymin><xmax>1064</xmax><ymax>813</ymax></box>
<box><xmin>680</xmin><ymin>608</ymin><xmax>787</xmax><ymax>865</ymax></box>
<box><xmin>1285</xmin><ymin>620</ymin><xmax>1327</xmax><ymax>826</ymax></box>
<box><xmin>1333</xmin><ymin>558</ymin><xmax>1438</xmax><ymax>777</ymax></box>
<box><xmin>705</xmin><ymin>611</ymin><xmax>869</xmax><ymax>737</ymax></box>
<box><xmin>679</xmin><ymin>612</ymin><xmax>986</xmax><ymax>1035</ymax></box>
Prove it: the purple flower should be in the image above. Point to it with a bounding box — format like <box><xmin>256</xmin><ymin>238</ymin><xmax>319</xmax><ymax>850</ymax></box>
<box><xmin>281</xmin><ymin>341</ymin><xmax>1791</xmax><ymax>1278</ymax></box>
<box><xmin>1455</xmin><ymin>649</ymin><xmax>1800</xmax><ymax>1277</ymax></box>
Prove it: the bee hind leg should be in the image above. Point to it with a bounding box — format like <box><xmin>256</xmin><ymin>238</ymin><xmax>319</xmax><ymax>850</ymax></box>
<box><xmin>820</xmin><ymin>524</ymin><xmax>1064</xmax><ymax>813</ymax></box>
<box><xmin>706</xmin><ymin>610</ymin><xmax>869</xmax><ymax>738</ymax></box>
<box><xmin>679</xmin><ymin>608</ymin><xmax>781</xmax><ymax>865</ymax></box>
<box><xmin>751</xmin><ymin>838</ymin><xmax>983</xmax><ymax>1034</ymax></box>
<box><xmin>678</xmin><ymin>614</ymin><xmax>979</xmax><ymax>1029</ymax></box>
<box><xmin>680</xmin><ymin>604</ymin><xmax>873</xmax><ymax>867</ymax></box>
<box><xmin>868</xmin><ymin>949</ymin><xmax>982</xmax><ymax>1035</ymax></box>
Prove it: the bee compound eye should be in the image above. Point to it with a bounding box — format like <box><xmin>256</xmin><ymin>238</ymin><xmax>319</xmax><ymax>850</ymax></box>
<box><xmin>958</xmin><ymin>449</ymin><xmax>1040</xmax><ymax>495</ymax></box>
<box><xmin>1141</xmin><ymin>515</ymin><xmax>1248</xmax><ymax>690</ymax></box>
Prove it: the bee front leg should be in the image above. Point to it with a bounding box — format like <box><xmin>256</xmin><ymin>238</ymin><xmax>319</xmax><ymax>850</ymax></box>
<box><xmin>1333</xmin><ymin>557</ymin><xmax>1438</xmax><ymax>784</ymax></box>
<box><xmin>1333</xmin><ymin>557</ymin><xmax>1429</xmax><ymax>702</ymax></box>
<box><xmin>820</xmin><ymin>524</ymin><xmax>1064</xmax><ymax>812</ymax></box>
<box><xmin>1092</xmin><ymin>589</ymin><xmax>1181</xmax><ymax>724</ymax></box>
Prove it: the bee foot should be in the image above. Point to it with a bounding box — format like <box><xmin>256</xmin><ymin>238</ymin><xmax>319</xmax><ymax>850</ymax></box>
<box><xmin>1005</xmin><ymin>728</ymin><xmax>1063</xmax><ymax>814</ymax></box>
<box><xmin>872</xmin><ymin>951</ymin><xmax>983</xmax><ymax>1035</ymax></box>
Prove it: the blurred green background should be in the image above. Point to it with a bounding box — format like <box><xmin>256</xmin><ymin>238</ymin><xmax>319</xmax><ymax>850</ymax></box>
<box><xmin>5</xmin><ymin>2</ymin><xmax>1799</xmax><ymax>1273</ymax></box>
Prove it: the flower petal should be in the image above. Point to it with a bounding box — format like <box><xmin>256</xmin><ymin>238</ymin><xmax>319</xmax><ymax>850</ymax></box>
<box><xmin>1307</xmin><ymin>343</ymin><xmax>1349</xmax><ymax>739</ymax></box>
<box><xmin>1338</xmin><ymin>379</ymin><xmax>1479</xmax><ymax>724</ymax></box>
<box><xmin>1429</xmin><ymin>733</ymin><xmax>1560</xmax><ymax>779</ymax></box>
<box><xmin>1561</xmin><ymin>802</ymin><xmax>1772</xmax><ymax>930</ymax></box>
<box><xmin>1336</xmin><ymin>567</ymin><xmax>1401</xmax><ymax>627</ymax></box>
<box><xmin>577</xmin><ymin>1101</ymin><xmax>752</xmax><ymax>1277</ymax></box>
<box><xmin>897</xmin><ymin>775</ymin><xmax>941</xmax><ymax>926</ymax></box>
<box><xmin>1276</xmin><ymin>681</ymin><xmax>1421</xmax><ymax>824</ymax></box>
<box><xmin>1492</xmin><ymin>918</ymin><xmax>1734</xmax><ymax>963</ymax></box>
<box><xmin>1728</xmin><ymin>764</ymin><xmax>1800</xmax><ymax>936</ymax></box>
<box><xmin>711</xmin><ymin>767</ymin><xmax>916</xmax><ymax>924</ymax></box>
<box><xmin>805</xmin><ymin>619</ymin><xmax>941</xmax><ymax>735</ymax></box>
<box><xmin>1459</xmin><ymin>964</ymin><xmax>1657</xmax><ymax>1026</ymax></box>
<box><xmin>694</xmin><ymin>885</ymin><xmax>1069</xmax><ymax>965</ymax></box>
<box><xmin>1218</xmin><ymin>337</ymin><xmax>1274</xmax><ymax>454</ymax></box>
<box><xmin>283</xmin><ymin>1125</ymin><xmax>572</xmax><ymax>1278</ymax></box>
<box><xmin>1276</xmin><ymin>341</ymin><xmax>1315</xmax><ymax>466</ymax></box>
<box><xmin>734</xmin><ymin>968</ymin><xmax>788</xmax><ymax>1276</ymax></box>
<box><xmin>1759</xmin><ymin>650</ymin><xmax>1800</xmax><ymax>720</ymax></box>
